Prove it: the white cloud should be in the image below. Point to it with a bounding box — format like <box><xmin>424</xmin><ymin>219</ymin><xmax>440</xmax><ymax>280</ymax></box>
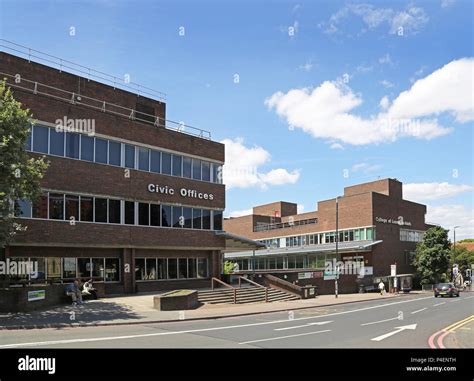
<box><xmin>389</xmin><ymin>6</ymin><xmax>429</xmax><ymax>35</ymax></box>
<box><xmin>297</xmin><ymin>204</ymin><xmax>305</xmax><ymax>213</ymax></box>
<box><xmin>265</xmin><ymin>58</ymin><xmax>473</xmax><ymax>146</ymax></box>
<box><xmin>380</xmin><ymin>96</ymin><xmax>390</xmax><ymax>110</ymax></box>
<box><xmin>378</xmin><ymin>53</ymin><xmax>393</xmax><ymax>65</ymax></box>
<box><xmin>351</xmin><ymin>162</ymin><xmax>382</xmax><ymax>174</ymax></box>
<box><xmin>404</xmin><ymin>182</ymin><xmax>473</xmax><ymax>201</ymax></box>
<box><xmin>330</xmin><ymin>143</ymin><xmax>344</xmax><ymax>150</ymax></box>
<box><xmin>226</xmin><ymin>208</ymin><xmax>253</xmax><ymax>218</ymax></box>
<box><xmin>221</xmin><ymin>138</ymin><xmax>300</xmax><ymax>189</ymax></box>
<box><xmin>441</xmin><ymin>0</ymin><xmax>456</xmax><ymax>9</ymax></box>
<box><xmin>379</xmin><ymin>79</ymin><xmax>395</xmax><ymax>88</ymax></box>
<box><xmin>298</xmin><ymin>60</ymin><xmax>314</xmax><ymax>72</ymax></box>
<box><xmin>426</xmin><ymin>204</ymin><xmax>473</xmax><ymax>240</ymax></box>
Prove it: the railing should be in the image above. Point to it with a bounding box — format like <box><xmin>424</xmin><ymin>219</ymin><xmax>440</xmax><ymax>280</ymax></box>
<box><xmin>237</xmin><ymin>276</ymin><xmax>268</xmax><ymax>302</ymax></box>
<box><xmin>211</xmin><ymin>277</ymin><xmax>236</xmax><ymax>303</ymax></box>
<box><xmin>0</xmin><ymin>72</ymin><xmax>212</xmax><ymax>140</ymax></box>
<box><xmin>262</xmin><ymin>274</ymin><xmax>306</xmax><ymax>298</ymax></box>
<box><xmin>254</xmin><ymin>218</ymin><xmax>317</xmax><ymax>232</ymax></box>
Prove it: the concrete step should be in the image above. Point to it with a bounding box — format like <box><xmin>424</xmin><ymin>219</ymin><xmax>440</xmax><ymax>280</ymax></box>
<box><xmin>198</xmin><ymin>286</ymin><xmax>300</xmax><ymax>304</ymax></box>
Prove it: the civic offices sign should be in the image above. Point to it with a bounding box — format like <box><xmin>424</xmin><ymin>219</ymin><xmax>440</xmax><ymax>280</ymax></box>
<box><xmin>375</xmin><ymin>216</ymin><xmax>412</xmax><ymax>226</ymax></box>
<box><xmin>147</xmin><ymin>184</ymin><xmax>214</xmax><ymax>201</ymax></box>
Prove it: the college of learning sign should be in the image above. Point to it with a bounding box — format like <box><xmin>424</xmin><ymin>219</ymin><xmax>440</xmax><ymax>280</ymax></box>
<box><xmin>375</xmin><ymin>216</ymin><xmax>411</xmax><ymax>226</ymax></box>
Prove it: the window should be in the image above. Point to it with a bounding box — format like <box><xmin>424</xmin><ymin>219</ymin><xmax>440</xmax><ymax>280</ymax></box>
<box><xmin>49</xmin><ymin>193</ymin><xmax>64</xmax><ymax>220</ymax></box>
<box><xmin>188</xmin><ymin>258</ymin><xmax>197</xmax><ymax>278</ymax></box>
<box><xmin>125</xmin><ymin>144</ymin><xmax>135</xmax><ymax>169</ymax></box>
<box><xmin>161</xmin><ymin>152</ymin><xmax>171</xmax><ymax>175</ymax></box>
<box><xmin>16</xmin><ymin>200</ymin><xmax>32</xmax><ymax>218</ymax></box>
<box><xmin>157</xmin><ymin>258</ymin><xmax>167</xmax><ymax>279</ymax></box>
<box><xmin>168</xmin><ymin>258</ymin><xmax>178</xmax><ymax>279</ymax></box>
<box><xmin>178</xmin><ymin>258</ymin><xmax>188</xmax><ymax>278</ymax></box>
<box><xmin>201</xmin><ymin>161</ymin><xmax>210</xmax><ymax>182</ymax></box>
<box><xmin>192</xmin><ymin>209</ymin><xmax>202</xmax><ymax>229</ymax></box>
<box><xmin>276</xmin><ymin>257</ymin><xmax>284</xmax><ymax>269</ymax></box>
<box><xmin>183</xmin><ymin>207</ymin><xmax>192</xmax><ymax>228</ymax></box>
<box><xmin>78</xmin><ymin>258</ymin><xmax>91</xmax><ymax>278</ymax></box>
<box><xmin>197</xmin><ymin>258</ymin><xmax>207</xmax><ymax>278</ymax></box>
<box><xmin>105</xmin><ymin>258</ymin><xmax>120</xmax><ymax>282</ymax></box>
<box><xmin>173</xmin><ymin>206</ymin><xmax>183</xmax><ymax>228</ymax></box>
<box><xmin>65</xmin><ymin>195</ymin><xmax>79</xmax><ymax>221</ymax></box>
<box><xmin>161</xmin><ymin>205</ymin><xmax>171</xmax><ymax>227</ymax></box>
<box><xmin>146</xmin><ymin>258</ymin><xmax>157</xmax><ymax>280</ymax></box>
<box><xmin>139</xmin><ymin>203</ymin><xmax>150</xmax><ymax>226</ymax></box>
<box><xmin>135</xmin><ymin>258</ymin><xmax>145</xmax><ymax>281</ymax></box>
<box><xmin>349</xmin><ymin>230</ymin><xmax>354</xmax><ymax>241</ymax></box>
<box><xmin>202</xmin><ymin>209</ymin><xmax>211</xmax><ymax>230</ymax></box>
<box><xmin>172</xmin><ymin>155</ymin><xmax>182</xmax><ymax>177</ymax></box>
<box><xmin>366</xmin><ymin>228</ymin><xmax>374</xmax><ymax>240</ymax></box>
<box><xmin>360</xmin><ymin>229</ymin><xmax>365</xmax><ymax>240</ymax></box>
<box><xmin>212</xmin><ymin>164</ymin><xmax>222</xmax><ymax>184</ymax></box>
<box><xmin>150</xmin><ymin>150</ymin><xmax>161</xmax><ymax>173</ymax></box>
<box><xmin>49</xmin><ymin>129</ymin><xmax>64</xmax><ymax>156</ymax></box>
<box><xmin>138</xmin><ymin>147</ymin><xmax>150</xmax><ymax>171</ymax></box>
<box><xmin>108</xmin><ymin>141</ymin><xmax>121</xmax><ymax>166</ymax></box>
<box><xmin>94</xmin><ymin>198</ymin><xmax>108</xmax><ymax>223</ymax></box>
<box><xmin>31</xmin><ymin>257</ymin><xmax>46</xmax><ymax>280</ymax></box>
<box><xmin>92</xmin><ymin>258</ymin><xmax>104</xmax><ymax>279</ymax></box>
<box><xmin>354</xmin><ymin>229</ymin><xmax>360</xmax><ymax>241</ymax></box>
<box><xmin>150</xmin><ymin>204</ymin><xmax>161</xmax><ymax>226</ymax></box>
<box><xmin>183</xmin><ymin>157</ymin><xmax>192</xmax><ymax>178</ymax></box>
<box><xmin>295</xmin><ymin>256</ymin><xmax>304</xmax><ymax>269</ymax></box>
<box><xmin>109</xmin><ymin>199</ymin><xmax>121</xmax><ymax>224</ymax></box>
<box><xmin>80</xmin><ymin>196</ymin><xmax>93</xmax><ymax>222</ymax></box>
<box><xmin>344</xmin><ymin>231</ymin><xmax>349</xmax><ymax>242</ymax></box>
<box><xmin>125</xmin><ymin>201</ymin><xmax>135</xmax><ymax>225</ymax></box>
<box><xmin>95</xmin><ymin>138</ymin><xmax>108</xmax><ymax>164</ymax></box>
<box><xmin>33</xmin><ymin>125</ymin><xmax>48</xmax><ymax>153</ymax></box>
<box><xmin>62</xmin><ymin>258</ymin><xmax>76</xmax><ymax>279</ymax></box>
<box><xmin>66</xmin><ymin>133</ymin><xmax>80</xmax><ymax>159</ymax></box>
<box><xmin>80</xmin><ymin>135</ymin><xmax>94</xmax><ymax>161</ymax></box>
<box><xmin>213</xmin><ymin>210</ymin><xmax>223</xmax><ymax>230</ymax></box>
<box><xmin>192</xmin><ymin>159</ymin><xmax>201</xmax><ymax>180</ymax></box>
<box><xmin>46</xmin><ymin>257</ymin><xmax>61</xmax><ymax>279</ymax></box>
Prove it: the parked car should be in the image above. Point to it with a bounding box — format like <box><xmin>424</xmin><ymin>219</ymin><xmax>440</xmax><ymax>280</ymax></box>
<box><xmin>434</xmin><ymin>283</ymin><xmax>459</xmax><ymax>297</ymax></box>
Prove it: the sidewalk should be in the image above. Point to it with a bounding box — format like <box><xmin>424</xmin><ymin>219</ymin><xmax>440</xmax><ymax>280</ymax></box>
<box><xmin>0</xmin><ymin>291</ymin><xmax>422</xmax><ymax>330</ymax></box>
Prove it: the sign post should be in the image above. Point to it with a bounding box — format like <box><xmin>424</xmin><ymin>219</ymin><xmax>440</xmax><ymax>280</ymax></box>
<box><xmin>391</xmin><ymin>263</ymin><xmax>397</xmax><ymax>293</ymax></box>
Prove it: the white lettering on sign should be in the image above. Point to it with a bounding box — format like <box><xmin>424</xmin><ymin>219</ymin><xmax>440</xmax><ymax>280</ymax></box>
<box><xmin>148</xmin><ymin>184</ymin><xmax>214</xmax><ymax>201</ymax></box>
<box><xmin>375</xmin><ymin>216</ymin><xmax>411</xmax><ymax>226</ymax></box>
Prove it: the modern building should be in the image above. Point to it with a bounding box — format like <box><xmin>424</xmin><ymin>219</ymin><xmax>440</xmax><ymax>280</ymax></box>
<box><xmin>0</xmin><ymin>45</ymin><xmax>256</xmax><ymax>296</ymax></box>
<box><xmin>223</xmin><ymin>178</ymin><xmax>432</xmax><ymax>286</ymax></box>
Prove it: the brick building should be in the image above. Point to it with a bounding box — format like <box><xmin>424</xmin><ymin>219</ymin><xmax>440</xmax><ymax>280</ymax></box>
<box><xmin>223</xmin><ymin>178</ymin><xmax>432</xmax><ymax>287</ymax></box>
<box><xmin>0</xmin><ymin>47</ymin><xmax>241</xmax><ymax>295</ymax></box>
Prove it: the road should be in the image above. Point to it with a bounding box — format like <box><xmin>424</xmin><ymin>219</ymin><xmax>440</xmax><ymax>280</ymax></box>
<box><xmin>0</xmin><ymin>293</ymin><xmax>472</xmax><ymax>348</ymax></box>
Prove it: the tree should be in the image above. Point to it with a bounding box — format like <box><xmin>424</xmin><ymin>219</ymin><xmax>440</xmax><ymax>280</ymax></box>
<box><xmin>450</xmin><ymin>246</ymin><xmax>474</xmax><ymax>276</ymax></box>
<box><xmin>223</xmin><ymin>261</ymin><xmax>235</xmax><ymax>275</ymax></box>
<box><xmin>412</xmin><ymin>226</ymin><xmax>451</xmax><ymax>285</ymax></box>
<box><xmin>0</xmin><ymin>80</ymin><xmax>48</xmax><ymax>248</ymax></box>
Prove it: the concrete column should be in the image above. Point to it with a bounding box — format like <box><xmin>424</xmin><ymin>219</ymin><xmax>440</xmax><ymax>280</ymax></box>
<box><xmin>211</xmin><ymin>250</ymin><xmax>221</xmax><ymax>279</ymax></box>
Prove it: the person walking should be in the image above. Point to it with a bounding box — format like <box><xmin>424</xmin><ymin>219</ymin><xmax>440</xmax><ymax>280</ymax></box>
<box><xmin>378</xmin><ymin>281</ymin><xmax>385</xmax><ymax>295</ymax></box>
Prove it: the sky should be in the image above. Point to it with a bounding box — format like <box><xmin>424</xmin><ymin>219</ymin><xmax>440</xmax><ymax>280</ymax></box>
<box><xmin>1</xmin><ymin>0</ymin><xmax>473</xmax><ymax>239</ymax></box>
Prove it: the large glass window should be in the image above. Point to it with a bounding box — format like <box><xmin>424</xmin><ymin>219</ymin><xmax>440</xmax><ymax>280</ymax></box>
<box><xmin>157</xmin><ymin>258</ymin><xmax>167</xmax><ymax>279</ymax></box>
<box><xmin>125</xmin><ymin>144</ymin><xmax>135</xmax><ymax>169</ymax></box>
<box><xmin>366</xmin><ymin>228</ymin><xmax>373</xmax><ymax>240</ymax></box>
<box><xmin>168</xmin><ymin>258</ymin><xmax>178</xmax><ymax>279</ymax></box>
<box><xmin>202</xmin><ymin>209</ymin><xmax>211</xmax><ymax>230</ymax></box>
<box><xmin>192</xmin><ymin>208</ymin><xmax>202</xmax><ymax>229</ymax></box>
<box><xmin>212</xmin><ymin>164</ymin><xmax>222</xmax><ymax>184</ymax></box>
<box><xmin>135</xmin><ymin>258</ymin><xmax>145</xmax><ymax>281</ymax></box>
<box><xmin>32</xmin><ymin>194</ymin><xmax>48</xmax><ymax>218</ymax></box>
<box><xmin>66</xmin><ymin>133</ymin><xmax>80</xmax><ymax>159</ymax></box>
<box><xmin>360</xmin><ymin>229</ymin><xmax>366</xmax><ymax>240</ymax></box>
<box><xmin>197</xmin><ymin>258</ymin><xmax>207</xmax><ymax>278</ymax></box>
<box><xmin>46</xmin><ymin>257</ymin><xmax>61</xmax><ymax>279</ymax></box>
<box><xmin>94</xmin><ymin>198</ymin><xmax>108</xmax><ymax>223</ymax></box>
<box><xmin>33</xmin><ymin>125</ymin><xmax>48</xmax><ymax>153</ymax></box>
<box><xmin>183</xmin><ymin>207</ymin><xmax>192</xmax><ymax>228</ymax></box>
<box><xmin>105</xmin><ymin>258</ymin><xmax>120</xmax><ymax>282</ymax></box>
<box><xmin>125</xmin><ymin>201</ymin><xmax>135</xmax><ymax>225</ymax></box>
<box><xmin>188</xmin><ymin>258</ymin><xmax>197</xmax><ymax>278</ymax></box>
<box><xmin>108</xmin><ymin>141</ymin><xmax>121</xmax><ymax>166</ymax></box>
<box><xmin>49</xmin><ymin>193</ymin><xmax>64</xmax><ymax>220</ymax></box>
<box><xmin>213</xmin><ymin>210</ymin><xmax>223</xmax><ymax>230</ymax></box>
<box><xmin>49</xmin><ymin>129</ymin><xmax>65</xmax><ymax>156</ymax></box>
<box><xmin>65</xmin><ymin>195</ymin><xmax>79</xmax><ymax>221</ymax></box>
<box><xmin>150</xmin><ymin>204</ymin><xmax>160</xmax><ymax>226</ymax></box>
<box><xmin>95</xmin><ymin>138</ymin><xmax>108</xmax><ymax>164</ymax></box>
<box><xmin>78</xmin><ymin>258</ymin><xmax>92</xmax><ymax>278</ymax></box>
<box><xmin>192</xmin><ymin>159</ymin><xmax>201</xmax><ymax>180</ymax></box>
<box><xmin>201</xmin><ymin>161</ymin><xmax>211</xmax><ymax>182</ymax></box>
<box><xmin>109</xmin><ymin>199</ymin><xmax>121</xmax><ymax>224</ymax></box>
<box><xmin>161</xmin><ymin>152</ymin><xmax>171</xmax><ymax>175</ymax></box>
<box><xmin>178</xmin><ymin>258</ymin><xmax>188</xmax><ymax>278</ymax></box>
<box><xmin>173</xmin><ymin>206</ymin><xmax>183</xmax><ymax>228</ymax></box>
<box><xmin>62</xmin><ymin>258</ymin><xmax>77</xmax><ymax>279</ymax></box>
<box><xmin>146</xmin><ymin>258</ymin><xmax>157</xmax><ymax>280</ymax></box>
<box><xmin>295</xmin><ymin>256</ymin><xmax>304</xmax><ymax>269</ymax></box>
<box><xmin>80</xmin><ymin>196</ymin><xmax>93</xmax><ymax>222</ymax></box>
<box><xmin>150</xmin><ymin>150</ymin><xmax>161</xmax><ymax>173</ymax></box>
<box><xmin>172</xmin><ymin>155</ymin><xmax>182</xmax><ymax>177</ymax></box>
<box><xmin>139</xmin><ymin>203</ymin><xmax>150</xmax><ymax>226</ymax></box>
<box><xmin>161</xmin><ymin>205</ymin><xmax>171</xmax><ymax>227</ymax></box>
<box><xmin>80</xmin><ymin>135</ymin><xmax>94</xmax><ymax>161</ymax></box>
<box><xmin>16</xmin><ymin>200</ymin><xmax>32</xmax><ymax>218</ymax></box>
<box><xmin>31</xmin><ymin>257</ymin><xmax>46</xmax><ymax>280</ymax></box>
<box><xmin>183</xmin><ymin>157</ymin><xmax>192</xmax><ymax>178</ymax></box>
<box><xmin>138</xmin><ymin>147</ymin><xmax>150</xmax><ymax>171</ymax></box>
<box><xmin>92</xmin><ymin>258</ymin><xmax>104</xmax><ymax>279</ymax></box>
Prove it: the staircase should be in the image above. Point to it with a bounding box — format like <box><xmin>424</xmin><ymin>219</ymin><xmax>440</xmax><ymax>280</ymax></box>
<box><xmin>198</xmin><ymin>285</ymin><xmax>299</xmax><ymax>305</ymax></box>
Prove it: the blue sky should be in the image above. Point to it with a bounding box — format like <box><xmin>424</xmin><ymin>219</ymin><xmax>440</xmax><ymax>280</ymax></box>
<box><xmin>1</xmin><ymin>0</ymin><xmax>473</xmax><ymax>238</ymax></box>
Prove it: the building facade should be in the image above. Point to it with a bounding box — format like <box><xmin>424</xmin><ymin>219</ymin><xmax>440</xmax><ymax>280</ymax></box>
<box><xmin>223</xmin><ymin>179</ymin><xmax>432</xmax><ymax>281</ymax></box>
<box><xmin>1</xmin><ymin>50</ymin><xmax>227</xmax><ymax>295</ymax></box>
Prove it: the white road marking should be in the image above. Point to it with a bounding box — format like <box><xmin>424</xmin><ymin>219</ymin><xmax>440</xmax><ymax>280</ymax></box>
<box><xmin>411</xmin><ymin>308</ymin><xmax>427</xmax><ymax>314</ymax></box>
<box><xmin>274</xmin><ymin>321</ymin><xmax>333</xmax><ymax>331</ymax></box>
<box><xmin>465</xmin><ymin>296</ymin><xmax>474</xmax><ymax>299</ymax></box>
<box><xmin>433</xmin><ymin>302</ymin><xmax>446</xmax><ymax>307</ymax></box>
<box><xmin>450</xmin><ymin>299</ymin><xmax>461</xmax><ymax>302</ymax></box>
<box><xmin>371</xmin><ymin>324</ymin><xmax>417</xmax><ymax>342</ymax></box>
<box><xmin>0</xmin><ymin>296</ymin><xmax>433</xmax><ymax>348</ymax></box>
<box><xmin>361</xmin><ymin>317</ymin><xmax>400</xmax><ymax>326</ymax></box>
<box><xmin>240</xmin><ymin>329</ymin><xmax>331</xmax><ymax>345</ymax></box>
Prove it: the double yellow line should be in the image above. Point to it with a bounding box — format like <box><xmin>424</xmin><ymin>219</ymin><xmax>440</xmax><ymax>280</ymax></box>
<box><xmin>442</xmin><ymin>315</ymin><xmax>474</xmax><ymax>333</ymax></box>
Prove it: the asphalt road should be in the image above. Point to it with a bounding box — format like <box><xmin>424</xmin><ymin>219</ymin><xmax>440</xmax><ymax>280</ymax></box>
<box><xmin>0</xmin><ymin>293</ymin><xmax>472</xmax><ymax>348</ymax></box>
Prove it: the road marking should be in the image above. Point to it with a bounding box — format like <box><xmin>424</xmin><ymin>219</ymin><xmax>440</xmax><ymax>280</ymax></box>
<box><xmin>428</xmin><ymin>315</ymin><xmax>474</xmax><ymax>348</ymax></box>
<box><xmin>450</xmin><ymin>299</ymin><xmax>461</xmax><ymax>302</ymax></box>
<box><xmin>433</xmin><ymin>302</ymin><xmax>446</xmax><ymax>307</ymax></box>
<box><xmin>411</xmin><ymin>308</ymin><xmax>427</xmax><ymax>314</ymax></box>
<box><xmin>371</xmin><ymin>324</ymin><xmax>417</xmax><ymax>342</ymax></box>
<box><xmin>274</xmin><ymin>321</ymin><xmax>333</xmax><ymax>331</ymax></box>
<box><xmin>361</xmin><ymin>317</ymin><xmax>400</xmax><ymax>326</ymax></box>
<box><xmin>240</xmin><ymin>329</ymin><xmax>331</xmax><ymax>345</ymax></box>
<box><xmin>465</xmin><ymin>296</ymin><xmax>474</xmax><ymax>299</ymax></box>
<box><xmin>0</xmin><ymin>296</ymin><xmax>433</xmax><ymax>348</ymax></box>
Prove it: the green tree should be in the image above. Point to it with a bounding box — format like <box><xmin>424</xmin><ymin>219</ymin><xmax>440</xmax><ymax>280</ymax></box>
<box><xmin>0</xmin><ymin>80</ymin><xmax>48</xmax><ymax>247</ymax></box>
<box><xmin>223</xmin><ymin>261</ymin><xmax>235</xmax><ymax>274</ymax></box>
<box><xmin>450</xmin><ymin>246</ymin><xmax>474</xmax><ymax>276</ymax></box>
<box><xmin>412</xmin><ymin>226</ymin><xmax>451</xmax><ymax>285</ymax></box>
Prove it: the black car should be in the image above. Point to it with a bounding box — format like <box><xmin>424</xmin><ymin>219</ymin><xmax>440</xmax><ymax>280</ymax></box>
<box><xmin>434</xmin><ymin>283</ymin><xmax>459</xmax><ymax>297</ymax></box>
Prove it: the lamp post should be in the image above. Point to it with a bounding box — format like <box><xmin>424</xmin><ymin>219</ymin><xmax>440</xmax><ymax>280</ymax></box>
<box><xmin>335</xmin><ymin>196</ymin><xmax>339</xmax><ymax>298</ymax></box>
<box><xmin>453</xmin><ymin>226</ymin><xmax>460</xmax><ymax>252</ymax></box>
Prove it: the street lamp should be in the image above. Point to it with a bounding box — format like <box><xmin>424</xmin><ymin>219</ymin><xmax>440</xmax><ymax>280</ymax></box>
<box><xmin>335</xmin><ymin>196</ymin><xmax>340</xmax><ymax>298</ymax></box>
<box><xmin>453</xmin><ymin>226</ymin><xmax>460</xmax><ymax>252</ymax></box>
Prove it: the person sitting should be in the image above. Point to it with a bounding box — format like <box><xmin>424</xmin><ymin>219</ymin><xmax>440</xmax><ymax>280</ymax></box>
<box><xmin>66</xmin><ymin>279</ymin><xmax>83</xmax><ymax>305</ymax></box>
<box><xmin>82</xmin><ymin>279</ymin><xmax>98</xmax><ymax>300</ymax></box>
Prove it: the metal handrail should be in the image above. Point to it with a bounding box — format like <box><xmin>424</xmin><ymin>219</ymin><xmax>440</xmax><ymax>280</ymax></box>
<box><xmin>0</xmin><ymin>39</ymin><xmax>166</xmax><ymax>101</ymax></box>
<box><xmin>211</xmin><ymin>277</ymin><xmax>234</xmax><ymax>290</ymax></box>
<box><xmin>237</xmin><ymin>276</ymin><xmax>268</xmax><ymax>302</ymax></box>
<box><xmin>0</xmin><ymin>72</ymin><xmax>212</xmax><ymax>140</ymax></box>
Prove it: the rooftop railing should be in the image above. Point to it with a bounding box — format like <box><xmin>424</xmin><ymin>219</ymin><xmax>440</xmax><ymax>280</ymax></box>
<box><xmin>253</xmin><ymin>218</ymin><xmax>318</xmax><ymax>232</ymax></box>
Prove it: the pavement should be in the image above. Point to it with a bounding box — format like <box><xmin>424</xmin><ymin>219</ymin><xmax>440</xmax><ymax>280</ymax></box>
<box><xmin>0</xmin><ymin>290</ymin><xmax>408</xmax><ymax>330</ymax></box>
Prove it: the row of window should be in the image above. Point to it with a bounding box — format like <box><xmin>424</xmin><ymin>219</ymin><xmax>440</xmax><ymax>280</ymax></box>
<box><xmin>233</xmin><ymin>253</ymin><xmax>339</xmax><ymax>271</ymax></box>
<box><xmin>16</xmin><ymin>193</ymin><xmax>223</xmax><ymax>230</ymax></box>
<box><xmin>135</xmin><ymin>258</ymin><xmax>208</xmax><ymax>281</ymax></box>
<box><xmin>7</xmin><ymin>257</ymin><xmax>120</xmax><ymax>282</ymax></box>
<box><xmin>400</xmin><ymin>229</ymin><xmax>424</xmax><ymax>242</ymax></box>
<box><xmin>258</xmin><ymin>227</ymin><xmax>375</xmax><ymax>249</ymax></box>
<box><xmin>26</xmin><ymin>124</ymin><xmax>223</xmax><ymax>184</ymax></box>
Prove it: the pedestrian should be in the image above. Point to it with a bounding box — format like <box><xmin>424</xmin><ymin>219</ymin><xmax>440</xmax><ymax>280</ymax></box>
<box><xmin>378</xmin><ymin>281</ymin><xmax>385</xmax><ymax>295</ymax></box>
<box><xmin>66</xmin><ymin>278</ymin><xmax>84</xmax><ymax>305</ymax></box>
